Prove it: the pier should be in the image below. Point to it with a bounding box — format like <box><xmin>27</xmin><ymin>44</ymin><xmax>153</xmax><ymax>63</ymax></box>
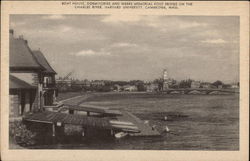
<box><xmin>23</xmin><ymin>108</ymin><xmax>160</xmax><ymax>137</ymax></box>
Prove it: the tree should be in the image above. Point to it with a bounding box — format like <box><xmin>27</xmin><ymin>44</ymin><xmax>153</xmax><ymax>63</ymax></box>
<box><xmin>212</xmin><ymin>80</ymin><xmax>223</xmax><ymax>88</ymax></box>
<box><xmin>9</xmin><ymin>121</ymin><xmax>36</xmax><ymax>146</ymax></box>
<box><xmin>179</xmin><ymin>79</ymin><xmax>193</xmax><ymax>88</ymax></box>
<box><xmin>136</xmin><ymin>82</ymin><xmax>146</xmax><ymax>91</ymax></box>
<box><xmin>153</xmin><ymin>78</ymin><xmax>164</xmax><ymax>91</ymax></box>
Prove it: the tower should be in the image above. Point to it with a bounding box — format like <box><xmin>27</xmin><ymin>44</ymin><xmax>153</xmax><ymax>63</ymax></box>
<box><xmin>163</xmin><ymin>69</ymin><xmax>169</xmax><ymax>90</ymax></box>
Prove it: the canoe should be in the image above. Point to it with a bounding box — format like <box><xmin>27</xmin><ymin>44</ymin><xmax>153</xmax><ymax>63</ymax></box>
<box><xmin>111</xmin><ymin>124</ymin><xmax>139</xmax><ymax>130</ymax></box>
<box><xmin>110</xmin><ymin>120</ymin><xmax>135</xmax><ymax>126</ymax></box>
<box><xmin>115</xmin><ymin>132</ymin><xmax>128</xmax><ymax>139</ymax></box>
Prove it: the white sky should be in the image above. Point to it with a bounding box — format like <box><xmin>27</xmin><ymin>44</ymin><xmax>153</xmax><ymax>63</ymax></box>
<box><xmin>10</xmin><ymin>15</ymin><xmax>239</xmax><ymax>83</ymax></box>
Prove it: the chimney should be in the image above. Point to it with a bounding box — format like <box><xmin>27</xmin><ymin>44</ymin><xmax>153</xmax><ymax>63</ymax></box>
<box><xmin>9</xmin><ymin>29</ymin><xmax>14</xmax><ymax>35</ymax></box>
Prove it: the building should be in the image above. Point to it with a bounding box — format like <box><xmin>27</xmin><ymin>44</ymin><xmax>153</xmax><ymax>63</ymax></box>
<box><xmin>9</xmin><ymin>29</ymin><xmax>57</xmax><ymax>120</ymax></box>
<box><xmin>163</xmin><ymin>69</ymin><xmax>169</xmax><ymax>90</ymax></box>
<box><xmin>162</xmin><ymin>69</ymin><xmax>175</xmax><ymax>90</ymax></box>
<box><xmin>200</xmin><ymin>82</ymin><xmax>211</xmax><ymax>89</ymax></box>
<box><xmin>83</xmin><ymin>79</ymin><xmax>91</xmax><ymax>87</ymax></box>
<box><xmin>56</xmin><ymin>79</ymin><xmax>72</xmax><ymax>91</ymax></box>
<box><xmin>231</xmin><ymin>83</ymin><xmax>239</xmax><ymax>88</ymax></box>
<box><xmin>146</xmin><ymin>83</ymin><xmax>159</xmax><ymax>92</ymax></box>
<box><xmin>123</xmin><ymin>85</ymin><xmax>138</xmax><ymax>92</ymax></box>
<box><xmin>114</xmin><ymin>84</ymin><xmax>122</xmax><ymax>92</ymax></box>
<box><xmin>91</xmin><ymin>80</ymin><xmax>105</xmax><ymax>86</ymax></box>
<box><xmin>32</xmin><ymin>50</ymin><xmax>57</xmax><ymax>106</ymax></box>
<box><xmin>191</xmin><ymin>81</ymin><xmax>201</xmax><ymax>88</ymax></box>
<box><xmin>218</xmin><ymin>85</ymin><xmax>223</xmax><ymax>89</ymax></box>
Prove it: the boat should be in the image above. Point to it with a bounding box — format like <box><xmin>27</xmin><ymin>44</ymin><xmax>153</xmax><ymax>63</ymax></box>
<box><xmin>115</xmin><ymin>132</ymin><xmax>128</xmax><ymax>139</ymax></box>
<box><xmin>109</xmin><ymin>120</ymin><xmax>135</xmax><ymax>126</ymax></box>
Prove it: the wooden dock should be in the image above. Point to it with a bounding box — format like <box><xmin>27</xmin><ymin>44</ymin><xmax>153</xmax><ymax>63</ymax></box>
<box><xmin>116</xmin><ymin>111</ymin><xmax>161</xmax><ymax>136</ymax></box>
<box><xmin>23</xmin><ymin>111</ymin><xmax>144</xmax><ymax>135</ymax></box>
<box><xmin>24</xmin><ymin>111</ymin><xmax>111</xmax><ymax>129</ymax></box>
<box><xmin>59</xmin><ymin>94</ymin><xmax>160</xmax><ymax>136</ymax></box>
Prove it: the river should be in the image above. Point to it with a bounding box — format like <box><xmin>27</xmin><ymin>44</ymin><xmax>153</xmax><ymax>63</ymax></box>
<box><xmin>30</xmin><ymin>93</ymin><xmax>239</xmax><ymax>150</ymax></box>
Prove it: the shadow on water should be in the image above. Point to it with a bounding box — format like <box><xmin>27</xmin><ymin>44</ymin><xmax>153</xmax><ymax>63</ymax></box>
<box><xmin>135</xmin><ymin>112</ymin><xmax>189</xmax><ymax>122</ymax></box>
<box><xmin>28</xmin><ymin>133</ymin><xmax>167</xmax><ymax>150</ymax></box>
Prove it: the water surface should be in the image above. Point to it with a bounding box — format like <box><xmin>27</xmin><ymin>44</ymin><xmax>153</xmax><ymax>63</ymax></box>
<box><xmin>31</xmin><ymin>93</ymin><xmax>239</xmax><ymax>150</ymax></box>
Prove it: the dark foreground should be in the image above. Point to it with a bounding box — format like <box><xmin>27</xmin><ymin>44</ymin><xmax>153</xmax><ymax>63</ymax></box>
<box><xmin>26</xmin><ymin>92</ymin><xmax>239</xmax><ymax>150</ymax></box>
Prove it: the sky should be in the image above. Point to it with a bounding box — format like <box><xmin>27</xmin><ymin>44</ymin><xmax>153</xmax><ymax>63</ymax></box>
<box><xmin>10</xmin><ymin>15</ymin><xmax>239</xmax><ymax>83</ymax></box>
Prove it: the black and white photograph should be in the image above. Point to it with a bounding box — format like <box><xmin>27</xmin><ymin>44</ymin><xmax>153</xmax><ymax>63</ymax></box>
<box><xmin>8</xmin><ymin>14</ymin><xmax>241</xmax><ymax>150</ymax></box>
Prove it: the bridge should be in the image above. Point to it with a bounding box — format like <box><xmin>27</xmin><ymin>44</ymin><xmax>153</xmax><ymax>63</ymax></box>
<box><xmin>161</xmin><ymin>88</ymin><xmax>239</xmax><ymax>94</ymax></box>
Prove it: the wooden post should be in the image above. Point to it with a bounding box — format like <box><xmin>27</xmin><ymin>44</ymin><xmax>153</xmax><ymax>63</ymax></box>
<box><xmin>87</xmin><ymin>111</ymin><xmax>90</xmax><ymax>116</ymax></box>
<box><xmin>52</xmin><ymin>124</ymin><xmax>55</xmax><ymax>137</ymax></box>
<box><xmin>53</xmin><ymin>90</ymin><xmax>57</xmax><ymax>103</ymax></box>
<box><xmin>111</xmin><ymin>129</ymin><xmax>114</xmax><ymax>136</ymax></box>
<box><xmin>69</xmin><ymin>109</ymin><xmax>74</xmax><ymax>114</ymax></box>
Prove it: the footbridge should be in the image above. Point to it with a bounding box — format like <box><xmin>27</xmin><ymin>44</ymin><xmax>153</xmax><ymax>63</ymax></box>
<box><xmin>161</xmin><ymin>88</ymin><xmax>239</xmax><ymax>94</ymax></box>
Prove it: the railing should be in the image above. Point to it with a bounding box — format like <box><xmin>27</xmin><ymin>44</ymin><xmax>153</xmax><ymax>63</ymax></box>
<box><xmin>43</xmin><ymin>83</ymin><xmax>56</xmax><ymax>88</ymax></box>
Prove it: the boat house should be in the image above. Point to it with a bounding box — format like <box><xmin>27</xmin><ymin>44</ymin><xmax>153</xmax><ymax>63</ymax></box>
<box><xmin>9</xmin><ymin>29</ymin><xmax>58</xmax><ymax>120</ymax></box>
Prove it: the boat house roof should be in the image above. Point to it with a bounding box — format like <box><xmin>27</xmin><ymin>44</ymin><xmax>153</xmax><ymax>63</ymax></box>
<box><xmin>32</xmin><ymin>50</ymin><xmax>57</xmax><ymax>74</ymax></box>
<box><xmin>62</xmin><ymin>104</ymin><xmax>123</xmax><ymax>116</ymax></box>
<box><xmin>9</xmin><ymin>31</ymin><xmax>44</xmax><ymax>70</ymax></box>
<box><xmin>9</xmin><ymin>75</ymin><xmax>36</xmax><ymax>89</ymax></box>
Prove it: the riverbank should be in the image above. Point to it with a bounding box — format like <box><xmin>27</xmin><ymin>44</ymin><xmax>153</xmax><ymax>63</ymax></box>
<box><xmin>57</xmin><ymin>90</ymin><xmax>239</xmax><ymax>102</ymax></box>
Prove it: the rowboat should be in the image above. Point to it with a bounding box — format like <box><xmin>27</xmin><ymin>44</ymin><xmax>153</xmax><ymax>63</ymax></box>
<box><xmin>115</xmin><ymin>132</ymin><xmax>128</xmax><ymax>139</ymax></box>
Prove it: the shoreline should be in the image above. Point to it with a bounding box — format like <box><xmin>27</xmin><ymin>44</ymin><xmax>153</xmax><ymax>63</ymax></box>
<box><xmin>57</xmin><ymin>90</ymin><xmax>239</xmax><ymax>102</ymax></box>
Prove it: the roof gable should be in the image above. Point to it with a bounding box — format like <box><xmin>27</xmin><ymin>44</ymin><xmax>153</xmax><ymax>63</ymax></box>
<box><xmin>32</xmin><ymin>50</ymin><xmax>57</xmax><ymax>74</ymax></box>
<box><xmin>9</xmin><ymin>34</ymin><xmax>44</xmax><ymax>70</ymax></box>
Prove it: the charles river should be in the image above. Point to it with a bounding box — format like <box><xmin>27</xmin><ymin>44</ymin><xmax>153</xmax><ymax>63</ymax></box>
<box><xmin>29</xmin><ymin>93</ymin><xmax>239</xmax><ymax>150</ymax></box>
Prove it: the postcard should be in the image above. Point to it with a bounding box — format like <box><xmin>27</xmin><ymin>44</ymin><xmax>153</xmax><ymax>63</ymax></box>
<box><xmin>1</xmin><ymin>1</ymin><xmax>249</xmax><ymax>161</ymax></box>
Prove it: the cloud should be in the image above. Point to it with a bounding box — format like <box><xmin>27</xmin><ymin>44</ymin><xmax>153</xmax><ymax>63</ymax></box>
<box><xmin>197</xmin><ymin>30</ymin><xmax>219</xmax><ymax>37</ymax></box>
<box><xmin>10</xmin><ymin>15</ymin><xmax>239</xmax><ymax>82</ymax></box>
<box><xmin>101</xmin><ymin>15</ymin><xmax>142</xmax><ymax>24</ymax></box>
<box><xmin>42</xmin><ymin>15</ymin><xmax>65</xmax><ymax>20</ymax></box>
<box><xmin>144</xmin><ymin>17</ymin><xmax>208</xmax><ymax>31</ymax></box>
<box><xmin>201</xmin><ymin>38</ymin><xmax>227</xmax><ymax>44</ymax></box>
<box><xmin>22</xmin><ymin>25</ymin><xmax>75</xmax><ymax>37</ymax></box>
<box><xmin>180</xmin><ymin>21</ymin><xmax>207</xmax><ymax>29</ymax></box>
<box><xmin>10</xmin><ymin>22</ymin><xmax>25</xmax><ymax>28</ymax></box>
<box><xmin>57</xmin><ymin>25</ymin><xmax>74</xmax><ymax>32</ymax></box>
<box><xmin>111</xmin><ymin>42</ymin><xmax>138</xmax><ymax>48</ymax></box>
<box><xmin>71</xmin><ymin>49</ymin><xmax>111</xmax><ymax>57</ymax></box>
<box><xmin>14</xmin><ymin>23</ymin><xmax>106</xmax><ymax>45</ymax></box>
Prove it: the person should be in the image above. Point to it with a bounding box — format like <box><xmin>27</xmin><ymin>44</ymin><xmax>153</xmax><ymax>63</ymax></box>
<box><xmin>164</xmin><ymin>125</ymin><xmax>170</xmax><ymax>132</ymax></box>
<box><xmin>164</xmin><ymin>116</ymin><xmax>168</xmax><ymax>121</ymax></box>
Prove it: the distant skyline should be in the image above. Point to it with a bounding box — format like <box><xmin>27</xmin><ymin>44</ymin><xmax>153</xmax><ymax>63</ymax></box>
<box><xmin>10</xmin><ymin>15</ymin><xmax>239</xmax><ymax>83</ymax></box>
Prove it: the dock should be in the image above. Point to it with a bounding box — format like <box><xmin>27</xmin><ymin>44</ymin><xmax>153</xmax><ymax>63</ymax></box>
<box><xmin>116</xmin><ymin>111</ymin><xmax>161</xmax><ymax>136</ymax></box>
<box><xmin>23</xmin><ymin>104</ymin><xmax>161</xmax><ymax>137</ymax></box>
<box><xmin>24</xmin><ymin>111</ymin><xmax>111</xmax><ymax>129</ymax></box>
<box><xmin>62</xmin><ymin>103</ymin><xmax>160</xmax><ymax>136</ymax></box>
<box><xmin>23</xmin><ymin>111</ymin><xmax>142</xmax><ymax>135</ymax></box>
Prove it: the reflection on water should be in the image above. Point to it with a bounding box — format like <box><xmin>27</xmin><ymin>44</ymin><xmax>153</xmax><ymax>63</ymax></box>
<box><xmin>28</xmin><ymin>94</ymin><xmax>239</xmax><ymax>150</ymax></box>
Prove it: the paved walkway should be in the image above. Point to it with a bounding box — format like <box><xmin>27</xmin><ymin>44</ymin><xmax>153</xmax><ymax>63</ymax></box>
<box><xmin>60</xmin><ymin>94</ymin><xmax>92</xmax><ymax>105</ymax></box>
